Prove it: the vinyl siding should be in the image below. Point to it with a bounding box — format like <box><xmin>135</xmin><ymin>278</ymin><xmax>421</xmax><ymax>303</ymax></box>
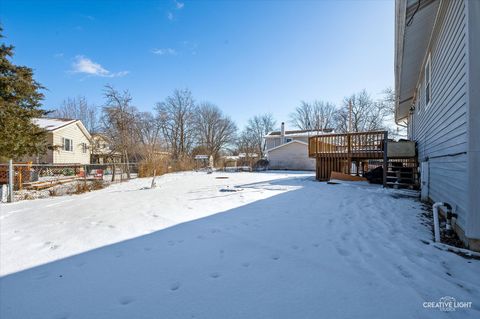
<box><xmin>267</xmin><ymin>142</ymin><xmax>315</xmax><ymax>171</ymax></box>
<box><xmin>466</xmin><ymin>0</ymin><xmax>480</xmax><ymax>239</ymax></box>
<box><xmin>265</xmin><ymin>136</ymin><xmax>309</xmax><ymax>150</ymax></box>
<box><xmin>410</xmin><ymin>0</ymin><xmax>469</xmax><ymax>228</ymax></box>
<box><xmin>52</xmin><ymin>123</ymin><xmax>91</xmax><ymax>164</ymax></box>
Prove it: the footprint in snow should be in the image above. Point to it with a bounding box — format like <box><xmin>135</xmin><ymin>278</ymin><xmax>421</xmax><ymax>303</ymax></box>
<box><xmin>336</xmin><ymin>247</ymin><xmax>350</xmax><ymax>257</ymax></box>
<box><xmin>118</xmin><ymin>296</ymin><xmax>135</xmax><ymax>305</ymax></box>
<box><xmin>312</xmin><ymin>243</ymin><xmax>320</xmax><ymax>248</ymax></box>
<box><xmin>271</xmin><ymin>254</ymin><xmax>280</xmax><ymax>261</ymax></box>
<box><xmin>241</xmin><ymin>262</ymin><xmax>250</xmax><ymax>268</ymax></box>
<box><xmin>209</xmin><ymin>272</ymin><xmax>221</xmax><ymax>279</ymax></box>
<box><xmin>45</xmin><ymin>242</ymin><xmax>60</xmax><ymax>250</ymax></box>
<box><xmin>396</xmin><ymin>265</ymin><xmax>413</xmax><ymax>279</ymax></box>
<box><xmin>108</xmin><ymin>225</ymin><xmax>116</xmax><ymax>229</ymax></box>
<box><xmin>144</xmin><ymin>247</ymin><xmax>152</xmax><ymax>251</ymax></box>
<box><xmin>152</xmin><ymin>214</ymin><xmax>159</xmax><ymax>218</ymax></box>
<box><xmin>291</xmin><ymin>245</ymin><xmax>299</xmax><ymax>250</ymax></box>
<box><xmin>170</xmin><ymin>282</ymin><xmax>181</xmax><ymax>291</ymax></box>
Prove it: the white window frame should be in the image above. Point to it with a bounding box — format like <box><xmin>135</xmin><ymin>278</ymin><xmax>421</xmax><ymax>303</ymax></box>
<box><xmin>82</xmin><ymin>142</ymin><xmax>88</xmax><ymax>153</ymax></box>
<box><xmin>62</xmin><ymin>138</ymin><xmax>73</xmax><ymax>152</ymax></box>
<box><xmin>425</xmin><ymin>53</ymin><xmax>431</xmax><ymax>108</ymax></box>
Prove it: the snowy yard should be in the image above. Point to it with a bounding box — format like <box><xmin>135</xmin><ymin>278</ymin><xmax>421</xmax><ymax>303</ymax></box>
<box><xmin>0</xmin><ymin>171</ymin><xmax>479</xmax><ymax>318</ymax></box>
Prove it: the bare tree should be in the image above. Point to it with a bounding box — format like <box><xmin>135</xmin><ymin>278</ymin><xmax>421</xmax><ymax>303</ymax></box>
<box><xmin>290</xmin><ymin>100</ymin><xmax>336</xmax><ymax>130</ymax></box>
<box><xmin>134</xmin><ymin>111</ymin><xmax>163</xmax><ymax>160</ymax></box>
<box><xmin>101</xmin><ymin>85</ymin><xmax>137</xmax><ymax>176</ymax></box>
<box><xmin>155</xmin><ymin>89</ymin><xmax>196</xmax><ymax>160</ymax></box>
<box><xmin>52</xmin><ymin>96</ymin><xmax>98</xmax><ymax>132</ymax></box>
<box><xmin>241</xmin><ymin>113</ymin><xmax>276</xmax><ymax>157</ymax></box>
<box><xmin>194</xmin><ymin>102</ymin><xmax>237</xmax><ymax>163</ymax></box>
<box><xmin>335</xmin><ymin>89</ymin><xmax>392</xmax><ymax>133</ymax></box>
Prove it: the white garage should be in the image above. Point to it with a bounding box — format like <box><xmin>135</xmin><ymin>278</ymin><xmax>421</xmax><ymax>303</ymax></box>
<box><xmin>266</xmin><ymin>140</ymin><xmax>315</xmax><ymax>171</ymax></box>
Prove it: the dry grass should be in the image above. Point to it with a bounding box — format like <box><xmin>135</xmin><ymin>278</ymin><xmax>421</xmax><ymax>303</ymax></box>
<box><xmin>139</xmin><ymin>156</ymin><xmax>195</xmax><ymax>178</ymax></box>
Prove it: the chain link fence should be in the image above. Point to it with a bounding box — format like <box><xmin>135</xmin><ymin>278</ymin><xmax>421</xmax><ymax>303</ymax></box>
<box><xmin>0</xmin><ymin>162</ymin><xmax>139</xmax><ymax>202</ymax></box>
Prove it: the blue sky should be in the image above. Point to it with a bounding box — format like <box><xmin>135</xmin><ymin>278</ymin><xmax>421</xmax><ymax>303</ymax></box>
<box><xmin>1</xmin><ymin>0</ymin><xmax>394</xmax><ymax>128</ymax></box>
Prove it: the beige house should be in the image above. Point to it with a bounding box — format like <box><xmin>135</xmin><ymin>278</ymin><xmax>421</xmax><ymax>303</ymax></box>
<box><xmin>264</xmin><ymin>123</ymin><xmax>333</xmax><ymax>171</ymax></box>
<box><xmin>91</xmin><ymin>133</ymin><xmax>122</xmax><ymax>164</ymax></box>
<box><xmin>30</xmin><ymin>118</ymin><xmax>92</xmax><ymax>164</ymax></box>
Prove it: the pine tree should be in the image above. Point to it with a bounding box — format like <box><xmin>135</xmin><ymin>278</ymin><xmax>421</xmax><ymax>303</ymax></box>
<box><xmin>0</xmin><ymin>27</ymin><xmax>47</xmax><ymax>161</ymax></box>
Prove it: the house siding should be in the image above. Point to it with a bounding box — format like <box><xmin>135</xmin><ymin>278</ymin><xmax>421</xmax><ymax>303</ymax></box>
<box><xmin>410</xmin><ymin>1</ymin><xmax>470</xmax><ymax>229</ymax></box>
<box><xmin>265</xmin><ymin>136</ymin><xmax>309</xmax><ymax>150</ymax></box>
<box><xmin>52</xmin><ymin>123</ymin><xmax>91</xmax><ymax>164</ymax></box>
<box><xmin>267</xmin><ymin>142</ymin><xmax>315</xmax><ymax>171</ymax></box>
<box><xmin>466</xmin><ymin>0</ymin><xmax>480</xmax><ymax>239</ymax></box>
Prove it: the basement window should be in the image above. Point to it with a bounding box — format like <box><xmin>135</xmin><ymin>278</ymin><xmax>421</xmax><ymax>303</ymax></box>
<box><xmin>425</xmin><ymin>54</ymin><xmax>431</xmax><ymax>107</ymax></box>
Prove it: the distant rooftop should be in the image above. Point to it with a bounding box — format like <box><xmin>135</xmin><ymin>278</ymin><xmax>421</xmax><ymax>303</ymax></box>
<box><xmin>33</xmin><ymin>118</ymin><xmax>77</xmax><ymax>131</ymax></box>
<box><xmin>266</xmin><ymin>128</ymin><xmax>334</xmax><ymax>137</ymax></box>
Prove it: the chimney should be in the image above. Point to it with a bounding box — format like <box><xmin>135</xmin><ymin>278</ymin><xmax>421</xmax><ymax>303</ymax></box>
<box><xmin>281</xmin><ymin>122</ymin><xmax>285</xmax><ymax>144</ymax></box>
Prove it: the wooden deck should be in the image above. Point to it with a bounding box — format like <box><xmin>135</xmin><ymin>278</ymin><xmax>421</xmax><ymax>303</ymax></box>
<box><xmin>308</xmin><ymin>131</ymin><xmax>388</xmax><ymax>184</ymax></box>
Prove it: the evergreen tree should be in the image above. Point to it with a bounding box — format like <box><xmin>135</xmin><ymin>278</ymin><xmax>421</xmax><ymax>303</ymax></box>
<box><xmin>0</xmin><ymin>27</ymin><xmax>47</xmax><ymax>160</ymax></box>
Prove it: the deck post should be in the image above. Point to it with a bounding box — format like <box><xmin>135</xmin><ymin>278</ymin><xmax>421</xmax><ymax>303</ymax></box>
<box><xmin>383</xmin><ymin>131</ymin><xmax>388</xmax><ymax>187</ymax></box>
<box><xmin>8</xmin><ymin>159</ymin><xmax>14</xmax><ymax>203</ymax></box>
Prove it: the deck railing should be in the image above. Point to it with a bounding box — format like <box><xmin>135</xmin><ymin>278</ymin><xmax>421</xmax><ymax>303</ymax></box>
<box><xmin>308</xmin><ymin>131</ymin><xmax>387</xmax><ymax>159</ymax></box>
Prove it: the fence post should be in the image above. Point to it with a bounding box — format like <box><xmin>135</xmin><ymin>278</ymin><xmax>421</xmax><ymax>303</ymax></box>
<box><xmin>84</xmin><ymin>164</ymin><xmax>87</xmax><ymax>189</ymax></box>
<box><xmin>8</xmin><ymin>159</ymin><xmax>14</xmax><ymax>203</ymax></box>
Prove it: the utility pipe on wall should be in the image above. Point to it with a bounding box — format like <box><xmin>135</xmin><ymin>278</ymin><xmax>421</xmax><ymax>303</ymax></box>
<box><xmin>432</xmin><ymin>202</ymin><xmax>452</xmax><ymax>242</ymax></box>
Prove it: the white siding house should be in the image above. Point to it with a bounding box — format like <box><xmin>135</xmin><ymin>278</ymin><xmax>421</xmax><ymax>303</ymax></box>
<box><xmin>264</xmin><ymin>123</ymin><xmax>332</xmax><ymax>171</ymax></box>
<box><xmin>30</xmin><ymin>118</ymin><xmax>92</xmax><ymax>164</ymax></box>
<box><xmin>395</xmin><ymin>0</ymin><xmax>480</xmax><ymax>250</ymax></box>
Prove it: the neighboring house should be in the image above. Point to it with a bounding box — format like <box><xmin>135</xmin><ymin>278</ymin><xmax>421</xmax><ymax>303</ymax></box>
<box><xmin>395</xmin><ymin>0</ymin><xmax>479</xmax><ymax>250</ymax></box>
<box><xmin>29</xmin><ymin>118</ymin><xmax>92</xmax><ymax>164</ymax></box>
<box><xmin>264</xmin><ymin>122</ymin><xmax>333</xmax><ymax>171</ymax></box>
<box><xmin>91</xmin><ymin>133</ymin><xmax>122</xmax><ymax>164</ymax></box>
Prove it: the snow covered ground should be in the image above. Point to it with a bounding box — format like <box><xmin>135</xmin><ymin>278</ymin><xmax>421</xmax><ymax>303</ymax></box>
<box><xmin>0</xmin><ymin>171</ymin><xmax>479</xmax><ymax>318</ymax></box>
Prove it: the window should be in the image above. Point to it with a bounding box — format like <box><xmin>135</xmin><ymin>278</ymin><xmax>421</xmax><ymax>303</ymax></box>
<box><xmin>62</xmin><ymin>138</ymin><xmax>73</xmax><ymax>151</ymax></box>
<box><xmin>286</xmin><ymin>138</ymin><xmax>292</xmax><ymax>143</ymax></box>
<box><xmin>82</xmin><ymin>143</ymin><xmax>88</xmax><ymax>153</ymax></box>
<box><xmin>425</xmin><ymin>54</ymin><xmax>431</xmax><ymax>107</ymax></box>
